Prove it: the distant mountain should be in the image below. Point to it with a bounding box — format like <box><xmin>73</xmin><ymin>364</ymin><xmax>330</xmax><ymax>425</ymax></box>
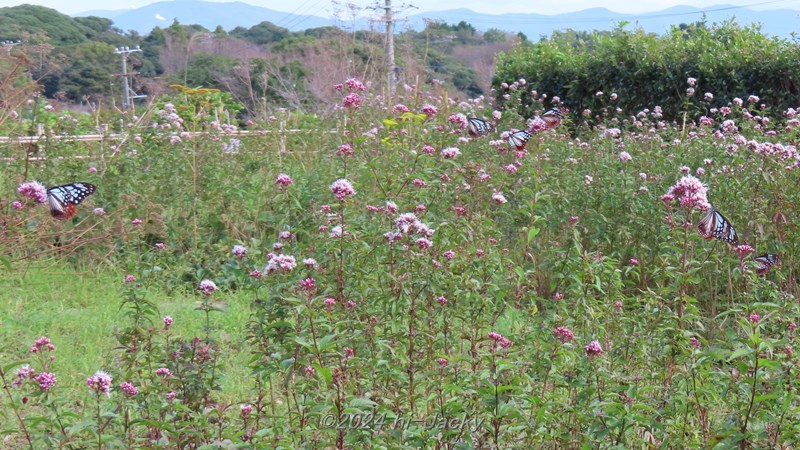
<box><xmin>403</xmin><ymin>5</ymin><xmax>800</xmax><ymax>39</ymax></box>
<box><xmin>73</xmin><ymin>1</ymin><xmax>800</xmax><ymax>38</ymax></box>
<box><xmin>82</xmin><ymin>0</ymin><xmax>333</xmax><ymax>33</ymax></box>
<box><xmin>76</xmin><ymin>8</ymin><xmax>130</xmax><ymax>19</ymax></box>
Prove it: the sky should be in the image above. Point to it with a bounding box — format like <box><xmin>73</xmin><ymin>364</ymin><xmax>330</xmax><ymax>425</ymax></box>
<box><xmin>0</xmin><ymin>0</ymin><xmax>796</xmax><ymax>16</ymax></box>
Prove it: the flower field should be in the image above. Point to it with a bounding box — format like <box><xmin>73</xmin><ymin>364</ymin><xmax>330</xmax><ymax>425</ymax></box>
<box><xmin>1</xmin><ymin>78</ymin><xmax>800</xmax><ymax>449</ymax></box>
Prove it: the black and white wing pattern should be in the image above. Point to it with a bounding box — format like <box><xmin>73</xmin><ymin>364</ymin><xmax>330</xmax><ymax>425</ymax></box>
<box><xmin>467</xmin><ymin>117</ymin><xmax>495</xmax><ymax>137</ymax></box>
<box><xmin>506</xmin><ymin>130</ymin><xmax>533</xmax><ymax>151</ymax></box>
<box><xmin>541</xmin><ymin>106</ymin><xmax>568</xmax><ymax>129</ymax></box>
<box><xmin>697</xmin><ymin>208</ymin><xmax>738</xmax><ymax>245</ymax></box>
<box><xmin>752</xmin><ymin>253</ymin><xmax>780</xmax><ymax>275</ymax></box>
<box><xmin>46</xmin><ymin>182</ymin><xmax>96</xmax><ymax>220</ymax></box>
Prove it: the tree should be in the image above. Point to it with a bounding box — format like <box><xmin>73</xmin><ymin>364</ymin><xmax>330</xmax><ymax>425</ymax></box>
<box><xmin>483</xmin><ymin>28</ymin><xmax>507</xmax><ymax>44</ymax></box>
<box><xmin>44</xmin><ymin>41</ymin><xmax>116</xmax><ymax>100</ymax></box>
<box><xmin>229</xmin><ymin>21</ymin><xmax>290</xmax><ymax>46</ymax></box>
<box><xmin>73</xmin><ymin>16</ymin><xmax>118</xmax><ymax>38</ymax></box>
<box><xmin>184</xmin><ymin>52</ymin><xmax>237</xmax><ymax>89</ymax></box>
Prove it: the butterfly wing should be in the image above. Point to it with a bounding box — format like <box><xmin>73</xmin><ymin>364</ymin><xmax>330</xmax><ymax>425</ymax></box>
<box><xmin>697</xmin><ymin>209</ymin><xmax>717</xmax><ymax>240</ymax></box>
<box><xmin>467</xmin><ymin>117</ymin><xmax>494</xmax><ymax>137</ymax></box>
<box><xmin>507</xmin><ymin>130</ymin><xmax>532</xmax><ymax>151</ymax></box>
<box><xmin>697</xmin><ymin>208</ymin><xmax>738</xmax><ymax>245</ymax></box>
<box><xmin>46</xmin><ymin>182</ymin><xmax>96</xmax><ymax>220</ymax></box>
<box><xmin>542</xmin><ymin>106</ymin><xmax>568</xmax><ymax>129</ymax></box>
<box><xmin>711</xmin><ymin>209</ymin><xmax>738</xmax><ymax>245</ymax></box>
<box><xmin>753</xmin><ymin>253</ymin><xmax>780</xmax><ymax>275</ymax></box>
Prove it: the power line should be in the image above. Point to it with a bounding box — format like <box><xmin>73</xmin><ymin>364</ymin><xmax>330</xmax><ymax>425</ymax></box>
<box><xmin>280</xmin><ymin>0</ymin><xmax>329</xmax><ymax>30</ymax></box>
<box><xmin>273</xmin><ymin>0</ymin><xmax>320</xmax><ymax>27</ymax></box>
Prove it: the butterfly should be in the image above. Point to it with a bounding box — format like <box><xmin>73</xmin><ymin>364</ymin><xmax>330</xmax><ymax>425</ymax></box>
<box><xmin>541</xmin><ymin>106</ymin><xmax>569</xmax><ymax>129</ymax></box>
<box><xmin>752</xmin><ymin>253</ymin><xmax>781</xmax><ymax>276</ymax></box>
<box><xmin>697</xmin><ymin>208</ymin><xmax>738</xmax><ymax>245</ymax></box>
<box><xmin>467</xmin><ymin>117</ymin><xmax>495</xmax><ymax>137</ymax></box>
<box><xmin>506</xmin><ymin>129</ymin><xmax>533</xmax><ymax>151</ymax></box>
<box><xmin>46</xmin><ymin>182</ymin><xmax>96</xmax><ymax>220</ymax></box>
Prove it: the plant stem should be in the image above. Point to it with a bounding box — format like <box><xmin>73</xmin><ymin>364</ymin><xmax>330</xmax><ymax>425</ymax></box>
<box><xmin>96</xmin><ymin>397</ymin><xmax>102</xmax><ymax>450</ymax></box>
<box><xmin>741</xmin><ymin>349</ymin><xmax>760</xmax><ymax>446</ymax></box>
<box><xmin>0</xmin><ymin>368</ymin><xmax>34</xmax><ymax>450</ymax></box>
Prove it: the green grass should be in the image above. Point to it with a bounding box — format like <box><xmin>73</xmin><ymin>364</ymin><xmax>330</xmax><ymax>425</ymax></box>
<box><xmin>0</xmin><ymin>267</ymin><xmax>252</xmax><ymax>401</ymax></box>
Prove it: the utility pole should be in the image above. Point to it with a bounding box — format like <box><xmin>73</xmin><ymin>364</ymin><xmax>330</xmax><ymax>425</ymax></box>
<box><xmin>384</xmin><ymin>0</ymin><xmax>396</xmax><ymax>95</ymax></box>
<box><xmin>2</xmin><ymin>40</ymin><xmax>21</xmax><ymax>55</ymax></box>
<box><xmin>372</xmin><ymin>0</ymin><xmax>415</xmax><ymax>97</ymax></box>
<box><xmin>113</xmin><ymin>46</ymin><xmax>147</xmax><ymax>109</ymax></box>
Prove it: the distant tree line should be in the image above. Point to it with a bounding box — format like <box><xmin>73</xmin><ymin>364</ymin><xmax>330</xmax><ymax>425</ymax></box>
<box><xmin>0</xmin><ymin>5</ymin><xmax>518</xmax><ymax>116</ymax></box>
<box><xmin>494</xmin><ymin>20</ymin><xmax>800</xmax><ymax>122</ymax></box>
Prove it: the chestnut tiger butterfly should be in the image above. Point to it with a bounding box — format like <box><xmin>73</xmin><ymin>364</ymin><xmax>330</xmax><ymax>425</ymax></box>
<box><xmin>46</xmin><ymin>182</ymin><xmax>96</xmax><ymax>220</ymax></box>
<box><xmin>752</xmin><ymin>253</ymin><xmax>780</xmax><ymax>276</ymax></box>
<box><xmin>506</xmin><ymin>130</ymin><xmax>533</xmax><ymax>151</ymax></box>
<box><xmin>467</xmin><ymin>117</ymin><xmax>495</xmax><ymax>137</ymax></box>
<box><xmin>541</xmin><ymin>106</ymin><xmax>569</xmax><ymax>129</ymax></box>
<box><xmin>697</xmin><ymin>208</ymin><xmax>738</xmax><ymax>245</ymax></box>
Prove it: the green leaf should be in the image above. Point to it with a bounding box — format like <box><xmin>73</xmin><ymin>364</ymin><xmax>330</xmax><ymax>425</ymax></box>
<box><xmin>316</xmin><ymin>365</ymin><xmax>332</xmax><ymax>384</ymax></box>
<box><xmin>346</xmin><ymin>397</ymin><xmax>377</xmax><ymax>410</ymax></box>
<box><xmin>727</xmin><ymin>347</ymin><xmax>753</xmax><ymax>361</ymax></box>
<box><xmin>527</xmin><ymin>226</ymin><xmax>540</xmax><ymax>244</ymax></box>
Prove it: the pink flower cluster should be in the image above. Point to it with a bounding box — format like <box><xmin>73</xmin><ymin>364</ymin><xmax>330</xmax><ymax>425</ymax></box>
<box><xmin>553</xmin><ymin>326</ymin><xmax>575</xmax><ymax>343</ymax></box>
<box><xmin>395</xmin><ymin>212</ymin><xmax>434</xmax><ymax>237</ymax></box>
<box><xmin>488</xmin><ymin>331</ymin><xmax>512</xmax><ymax>349</ymax></box>
<box><xmin>584</xmin><ymin>340</ymin><xmax>604</xmax><ymax>357</ymax></box>
<box><xmin>17</xmin><ymin>181</ymin><xmax>47</xmax><ymax>204</ymax></box>
<box><xmin>12</xmin><ymin>365</ymin><xmax>36</xmax><ymax>387</ymax></box>
<box><xmin>232</xmin><ymin>245</ymin><xmax>247</xmax><ymax>259</ymax></box>
<box><xmin>336</xmin><ymin>144</ymin><xmax>354</xmax><ymax>156</ymax></box>
<box><xmin>34</xmin><ymin>372</ymin><xmax>57</xmax><ymax>392</ymax></box>
<box><xmin>448</xmin><ymin>113</ymin><xmax>468</xmax><ymax>129</ymax></box>
<box><xmin>342</xmin><ymin>93</ymin><xmax>362</xmax><ymax>110</ymax></box>
<box><xmin>391</xmin><ymin>104</ymin><xmax>410</xmax><ymax>114</ymax></box>
<box><xmin>342</xmin><ymin>78</ymin><xmax>366</xmax><ymax>92</ymax></box>
<box><xmin>330</xmin><ymin>178</ymin><xmax>356</xmax><ymax>200</ymax></box>
<box><xmin>198</xmin><ymin>279</ymin><xmax>218</xmax><ymax>295</ymax></box>
<box><xmin>30</xmin><ymin>336</ymin><xmax>55</xmax><ymax>353</ymax></box>
<box><xmin>86</xmin><ymin>370</ymin><xmax>113</xmax><ymax>396</ymax></box>
<box><xmin>492</xmin><ymin>192</ymin><xmax>508</xmax><ymax>204</ymax></box>
<box><xmin>441</xmin><ymin>147</ymin><xmax>461</xmax><ymax>159</ymax></box>
<box><xmin>528</xmin><ymin>117</ymin><xmax>549</xmax><ymax>134</ymax></box>
<box><xmin>265</xmin><ymin>253</ymin><xmax>297</xmax><ymax>274</ymax></box>
<box><xmin>663</xmin><ymin>175</ymin><xmax>710</xmax><ymax>211</ymax></box>
<box><xmin>734</xmin><ymin>244</ymin><xmax>754</xmax><ymax>260</ymax></box>
<box><xmin>275</xmin><ymin>173</ymin><xmax>293</xmax><ymax>191</ymax></box>
<box><xmin>299</xmin><ymin>277</ymin><xmax>316</xmax><ymax>292</ymax></box>
<box><xmin>240</xmin><ymin>404</ymin><xmax>253</xmax><ymax>416</ymax></box>
<box><xmin>421</xmin><ymin>105</ymin><xmax>438</xmax><ymax>117</ymax></box>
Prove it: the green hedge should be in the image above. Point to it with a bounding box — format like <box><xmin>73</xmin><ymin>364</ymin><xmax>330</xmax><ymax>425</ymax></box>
<box><xmin>493</xmin><ymin>20</ymin><xmax>800</xmax><ymax>123</ymax></box>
